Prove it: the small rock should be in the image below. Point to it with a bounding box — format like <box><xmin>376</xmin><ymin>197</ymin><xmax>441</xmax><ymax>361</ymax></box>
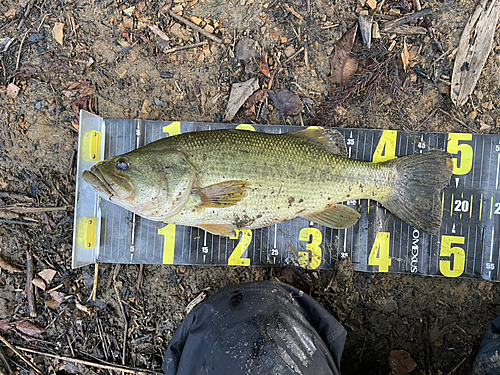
<box><xmin>284</xmin><ymin>45</ymin><xmax>296</xmax><ymax>58</ymax></box>
<box><xmin>161</xmin><ymin>72</ymin><xmax>174</xmax><ymax>79</ymax></box>
<box><xmin>468</xmin><ymin>110</ymin><xmax>477</xmax><ymax>120</ymax></box>
<box><xmin>27</xmin><ymin>33</ymin><xmax>44</xmax><ymax>43</ymax></box>
<box><xmin>6</xmin><ymin>83</ymin><xmax>20</xmax><ymax>99</ymax></box>
<box><xmin>154</xmin><ymin>97</ymin><xmax>166</xmax><ymax>106</ymax></box>
<box><xmin>170</xmin><ymin>23</ymin><xmax>192</xmax><ymax>41</ymax></box>
<box><xmin>204</xmin><ymin>24</ymin><xmax>214</xmax><ymax>34</ymax></box>
<box><xmin>366</xmin><ymin>0</ymin><xmax>377</xmax><ymax>9</ymax></box>
<box><xmin>389</xmin><ymin>8</ymin><xmax>401</xmax><ymax>15</ymax></box>
<box><xmin>482</xmin><ymin>101</ymin><xmax>494</xmax><ymax>110</ymax></box>
<box><xmin>474</xmin><ymin>90</ymin><xmax>484</xmax><ymax>100</ymax></box>
<box><xmin>141</xmin><ymin>99</ymin><xmax>151</xmax><ymax>114</ymax></box>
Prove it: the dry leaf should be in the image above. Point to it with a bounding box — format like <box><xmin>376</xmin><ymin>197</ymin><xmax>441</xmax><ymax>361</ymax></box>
<box><xmin>243</xmin><ymin>89</ymin><xmax>269</xmax><ymax>118</ymax></box>
<box><xmin>52</xmin><ymin>22</ymin><xmax>64</xmax><ymax>45</ymax></box>
<box><xmin>6</xmin><ymin>83</ymin><xmax>20</xmax><ymax>99</ymax></box>
<box><xmin>49</xmin><ymin>290</ymin><xmax>65</xmax><ymax>303</ymax></box>
<box><xmin>268</xmin><ymin>89</ymin><xmax>303</xmax><ymax>115</ymax></box>
<box><xmin>389</xmin><ymin>350</ymin><xmax>417</xmax><ymax>375</ymax></box>
<box><xmin>31</xmin><ymin>278</ymin><xmax>46</xmax><ymax>291</ymax></box>
<box><xmin>451</xmin><ymin>0</ymin><xmax>500</xmax><ymax>106</ymax></box>
<box><xmin>223</xmin><ymin>77</ymin><xmax>260</xmax><ymax>121</ymax></box>
<box><xmin>0</xmin><ymin>319</ymin><xmax>11</xmax><ymax>332</ymax></box>
<box><xmin>38</xmin><ymin>269</ymin><xmax>57</xmax><ymax>283</ymax></box>
<box><xmin>16</xmin><ymin>321</ymin><xmax>45</xmax><ymax>336</ymax></box>
<box><xmin>480</xmin><ymin>122</ymin><xmax>492</xmax><ymax>131</ymax></box>
<box><xmin>331</xmin><ymin>25</ymin><xmax>358</xmax><ymax>85</ymax></box>
<box><xmin>260</xmin><ymin>51</ymin><xmax>271</xmax><ymax>78</ymax></box>
<box><xmin>401</xmin><ymin>39</ymin><xmax>410</xmax><ymax>72</ymax></box>
<box><xmin>45</xmin><ymin>299</ymin><xmax>61</xmax><ymax>308</ymax></box>
<box><xmin>0</xmin><ymin>256</ymin><xmax>22</xmax><ymax>273</ymax></box>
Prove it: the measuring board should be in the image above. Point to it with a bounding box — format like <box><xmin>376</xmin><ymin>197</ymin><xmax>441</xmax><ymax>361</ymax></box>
<box><xmin>73</xmin><ymin>110</ymin><xmax>500</xmax><ymax>281</ymax></box>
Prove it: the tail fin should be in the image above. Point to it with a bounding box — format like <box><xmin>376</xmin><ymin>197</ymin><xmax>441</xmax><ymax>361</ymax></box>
<box><xmin>382</xmin><ymin>150</ymin><xmax>453</xmax><ymax>234</ymax></box>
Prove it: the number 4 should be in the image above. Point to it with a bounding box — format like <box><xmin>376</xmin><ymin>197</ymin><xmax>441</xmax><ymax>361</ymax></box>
<box><xmin>369</xmin><ymin>232</ymin><xmax>391</xmax><ymax>272</ymax></box>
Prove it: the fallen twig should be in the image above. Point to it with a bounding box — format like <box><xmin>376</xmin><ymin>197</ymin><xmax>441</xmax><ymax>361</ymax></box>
<box><xmin>0</xmin><ymin>335</ymin><xmax>46</xmax><ymax>375</ymax></box>
<box><xmin>168</xmin><ymin>11</ymin><xmax>222</xmax><ymax>44</ymax></box>
<box><xmin>164</xmin><ymin>41</ymin><xmax>208</xmax><ymax>54</ymax></box>
<box><xmin>0</xmin><ymin>205</ymin><xmax>68</xmax><ymax>214</ymax></box>
<box><xmin>16</xmin><ymin>30</ymin><xmax>29</xmax><ymax>71</ymax></box>
<box><xmin>0</xmin><ymin>219</ymin><xmax>37</xmax><ymax>226</ymax></box>
<box><xmin>15</xmin><ymin>346</ymin><xmax>163</xmax><ymax>375</ymax></box>
<box><xmin>26</xmin><ymin>249</ymin><xmax>37</xmax><ymax>318</ymax></box>
<box><xmin>383</xmin><ymin>8</ymin><xmax>432</xmax><ymax>32</ymax></box>
<box><xmin>0</xmin><ymin>344</ymin><xmax>13</xmax><ymax>374</ymax></box>
<box><xmin>113</xmin><ymin>271</ymin><xmax>128</xmax><ymax>366</ymax></box>
<box><xmin>18</xmin><ymin>0</ymin><xmax>36</xmax><ymax>30</ymax></box>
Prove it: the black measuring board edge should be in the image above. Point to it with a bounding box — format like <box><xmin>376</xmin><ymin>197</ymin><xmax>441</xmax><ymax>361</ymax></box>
<box><xmin>92</xmin><ymin>119</ymin><xmax>500</xmax><ymax>281</ymax></box>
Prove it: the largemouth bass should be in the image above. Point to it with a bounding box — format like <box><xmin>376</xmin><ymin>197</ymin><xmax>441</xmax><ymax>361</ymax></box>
<box><xmin>82</xmin><ymin>128</ymin><xmax>453</xmax><ymax>236</ymax></box>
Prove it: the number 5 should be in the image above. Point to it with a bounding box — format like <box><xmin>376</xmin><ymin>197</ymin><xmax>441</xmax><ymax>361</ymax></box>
<box><xmin>439</xmin><ymin>235</ymin><xmax>465</xmax><ymax>277</ymax></box>
<box><xmin>447</xmin><ymin>133</ymin><xmax>473</xmax><ymax>175</ymax></box>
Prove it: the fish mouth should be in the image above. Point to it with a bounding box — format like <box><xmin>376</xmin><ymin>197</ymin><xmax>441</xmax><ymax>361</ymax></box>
<box><xmin>82</xmin><ymin>168</ymin><xmax>115</xmax><ymax>201</ymax></box>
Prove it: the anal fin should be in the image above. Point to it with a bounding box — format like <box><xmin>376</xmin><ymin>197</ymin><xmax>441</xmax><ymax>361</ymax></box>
<box><xmin>198</xmin><ymin>224</ymin><xmax>236</xmax><ymax>237</ymax></box>
<box><xmin>302</xmin><ymin>204</ymin><xmax>361</xmax><ymax>229</ymax></box>
<box><xmin>195</xmin><ymin>180</ymin><xmax>249</xmax><ymax>208</ymax></box>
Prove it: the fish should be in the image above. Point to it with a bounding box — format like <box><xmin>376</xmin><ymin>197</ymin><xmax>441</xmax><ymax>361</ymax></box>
<box><xmin>82</xmin><ymin>128</ymin><xmax>453</xmax><ymax>236</ymax></box>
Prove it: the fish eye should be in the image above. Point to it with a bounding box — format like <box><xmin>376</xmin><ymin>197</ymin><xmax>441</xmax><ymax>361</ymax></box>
<box><xmin>116</xmin><ymin>159</ymin><xmax>130</xmax><ymax>171</ymax></box>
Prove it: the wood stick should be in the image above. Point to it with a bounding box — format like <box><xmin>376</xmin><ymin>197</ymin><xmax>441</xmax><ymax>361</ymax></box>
<box><xmin>0</xmin><ymin>336</ymin><xmax>46</xmax><ymax>375</ymax></box>
<box><xmin>18</xmin><ymin>0</ymin><xmax>36</xmax><ymax>30</ymax></box>
<box><xmin>164</xmin><ymin>41</ymin><xmax>208</xmax><ymax>54</ymax></box>
<box><xmin>15</xmin><ymin>31</ymin><xmax>29</xmax><ymax>70</ymax></box>
<box><xmin>14</xmin><ymin>346</ymin><xmax>163</xmax><ymax>375</ymax></box>
<box><xmin>113</xmin><ymin>272</ymin><xmax>128</xmax><ymax>366</ymax></box>
<box><xmin>168</xmin><ymin>11</ymin><xmax>222</xmax><ymax>44</ymax></box>
<box><xmin>0</xmin><ymin>344</ymin><xmax>13</xmax><ymax>374</ymax></box>
<box><xmin>383</xmin><ymin>8</ymin><xmax>432</xmax><ymax>32</ymax></box>
<box><xmin>0</xmin><ymin>206</ymin><xmax>68</xmax><ymax>213</ymax></box>
<box><xmin>26</xmin><ymin>249</ymin><xmax>37</xmax><ymax>318</ymax></box>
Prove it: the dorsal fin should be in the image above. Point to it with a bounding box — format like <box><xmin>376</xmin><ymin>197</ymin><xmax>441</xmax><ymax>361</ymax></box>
<box><xmin>287</xmin><ymin>127</ymin><xmax>348</xmax><ymax>157</ymax></box>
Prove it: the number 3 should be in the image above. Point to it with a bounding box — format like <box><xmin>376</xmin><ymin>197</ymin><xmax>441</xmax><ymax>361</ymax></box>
<box><xmin>298</xmin><ymin>228</ymin><xmax>323</xmax><ymax>269</ymax></box>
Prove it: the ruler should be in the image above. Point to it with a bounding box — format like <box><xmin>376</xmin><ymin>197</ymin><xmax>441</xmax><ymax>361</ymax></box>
<box><xmin>73</xmin><ymin>111</ymin><xmax>500</xmax><ymax>281</ymax></box>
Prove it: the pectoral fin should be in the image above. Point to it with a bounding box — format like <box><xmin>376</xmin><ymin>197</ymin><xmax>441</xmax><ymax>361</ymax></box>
<box><xmin>198</xmin><ymin>224</ymin><xmax>236</xmax><ymax>237</ymax></box>
<box><xmin>302</xmin><ymin>204</ymin><xmax>361</xmax><ymax>229</ymax></box>
<box><xmin>195</xmin><ymin>180</ymin><xmax>249</xmax><ymax>208</ymax></box>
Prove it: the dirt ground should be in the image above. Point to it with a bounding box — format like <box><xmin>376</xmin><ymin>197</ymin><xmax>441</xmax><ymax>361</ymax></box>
<box><xmin>1</xmin><ymin>0</ymin><xmax>500</xmax><ymax>373</ymax></box>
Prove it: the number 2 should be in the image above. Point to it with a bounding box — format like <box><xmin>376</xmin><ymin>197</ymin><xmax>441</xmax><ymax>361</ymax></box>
<box><xmin>494</xmin><ymin>203</ymin><xmax>500</xmax><ymax>215</ymax></box>
<box><xmin>228</xmin><ymin>229</ymin><xmax>252</xmax><ymax>266</ymax></box>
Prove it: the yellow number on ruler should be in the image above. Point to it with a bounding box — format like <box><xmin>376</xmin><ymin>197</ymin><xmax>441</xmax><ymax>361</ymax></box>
<box><xmin>439</xmin><ymin>235</ymin><xmax>465</xmax><ymax>277</ymax></box>
<box><xmin>298</xmin><ymin>228</ymin><xmax>323</xmax><ymax>269</ymax></box>
<box><xmin>235</xmin><ymin>124</ymin><xmax>256</xmax><ymax>131</ymax></box>
<box><xmin>229</xmin><ymin>229</ymin><xmax>252</xmax><ymax>266</ymax></box>
<box><xmin>158</xmin><ymin>224</ymin><xmax>176</xmax><ymax>264</ymax></box>
<box><xmin>163</xmin><ymin>121</ymin><xmax>181</xmax><ymax>136</ymax></box>
<box><xmin>373</xmin><ymin>130</ymin><xmax>397</xmax><ymax>163</ymax></box>
<box><xmin>368</xmin><ymin>232</ymin><xmax>391</xmax><ymax>272</ymax></box>
<box><xmin>447</xmin><ymin>133</ymin><xmax>473</xmax><ymax>175</ymax></box>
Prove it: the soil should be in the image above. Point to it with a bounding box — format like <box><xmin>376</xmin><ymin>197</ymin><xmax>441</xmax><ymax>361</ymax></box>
<box><xmin>0</xmin><ymin>0</ymin><xmax>499</xmax><ymax>374</ymax></box>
